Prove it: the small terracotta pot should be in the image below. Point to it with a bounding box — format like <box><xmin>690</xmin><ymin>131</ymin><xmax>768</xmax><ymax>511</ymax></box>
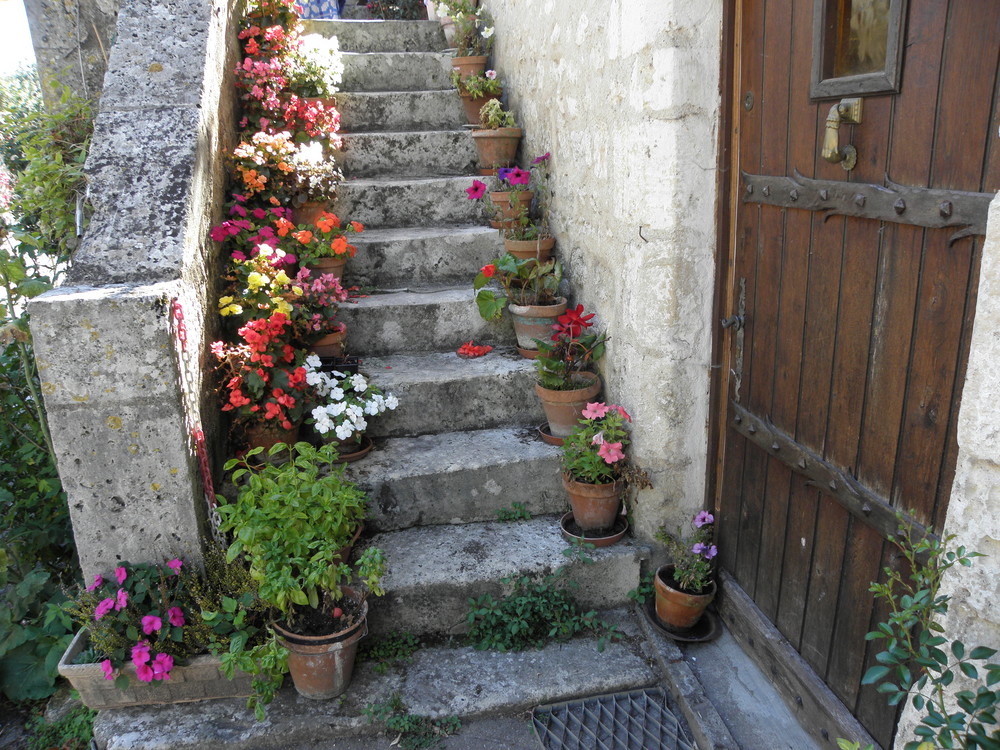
<box><xmin>489</xmin><ymin>190</ymin><xmax>533</xmax><ymax>229</ymax></box>
<box><xmin>561</xmin><ymin>474</ymin><xmax>622</xmax><ymax>532</ymax></box>
<box><xmin>653</xmin><ymin>564</ymin><xmax>717</xmax><ymax>631</ymax></box>
<box><xmin>471</xmin><ymin>127</ymin><xmax>522</xmax><ymax>174</ymax></box>
<box><xmin>245</xmin><ymin>423</ymin><xmax>300</xmax><ymax>451</ymax></box>
<box><xmin>504</xmin><ymin>236</ymin><xmax>555</xmax><ymax>262</ymax></box>
<box><xmin>451</xmin><ymin>54</ymin><xmax>488</xmax><ymax>82</ymax></box>
<box><xmin>294</xmin><ymin>200</ymin><xmax>331</xmax><ymax>227</ymax></box>
<box><xmin>312</xmin><ymin>327</ymin><xmax>346</xmax><ymax>358</ymax></box>
<box><xmin>305</xmin><ymin>255</ymin><xmax>347</xmax><ymax>281</ymax></box>
<box><xmin>273</xmin><ymin>588</ymin><xmax>368</xmax><ymax>700</ymax></box>
<box><xmin>509</xmin><ymin>297</ymin><xmax>567</xmax><ymax>353</ymax></box>
<box><xmin>535</xmin><ymin>372</ymin><xmax>601</xmax><ymax>437</ymax></box>
<box><xmin>460</xmin><ymin>92</ymin><xmax>499</xmax><ymax>125</ymax></box>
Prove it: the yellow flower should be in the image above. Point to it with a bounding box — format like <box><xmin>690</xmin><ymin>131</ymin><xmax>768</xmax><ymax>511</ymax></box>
<box><xmin>274</xmin><ymin>270</ymin><xmax>290</xmax><ymax>286</ymax></box>
<box><xmin>274</xmin><ymin>298</ymin><xmax>292</xmax><ymax>316</ymax></box>
<box><xmin>291</xmin><ymin>286</ymin><xmax>303</xmax><ymax>296</ymax></box>
<box><xmin>218</xmin><ymin>295</ymin><xmax>234</xmax><ymax>307</ymax></box>
<box><xmin>247</xmin><ymin>272</ymin><xmax>265</xmax><ymax>290</ymax></box>
<box><xmin>219</xmin><ymin>303</ymin><xmax>243</xmax><ymax>317</ymax></box>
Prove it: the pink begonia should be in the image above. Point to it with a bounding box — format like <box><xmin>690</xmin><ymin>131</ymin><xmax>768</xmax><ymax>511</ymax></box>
<box><xmin>591</xmin><ymin>431</ymin><xmax>604</xmax><ymax>446</ymax></box>
<box><xmin>166</xmin><ymin>607</ymin><xmax>185</xmax><ymax>627</ymax></box>
<box><xmin>151</xmin><ymin>653</ymin><xmax>174</xmax><ymax>681</ymax></box>
<box><xmin>115</xmin><ymin>566</ymin><xmax>127</xmax><ymax>585</ymax></box>
<box><xmin>101</xmin><ymin>659</ymin><xmax>114</xmax><ymax>681</ymax></box>
<box><xmin>613</xmin><ymin>405</ymin><xmax>632</xmax><ymax>422</ymax></box>
<box><xmin>581</xmin><ymin>402</ymin><xmax>609</xmax><ymax>420</ymax></box>
<box><xmin>597</xmin><ymin>441</ymin><xmax>625</xmax><ymax>464</ymax></box>
<box><xmin>115</xmin><ymin>588</ymin><xmax>129</xmax><ymax>611</ymax></box>
<box><xmin>167</xmin><ymin>559</ymin><xmax>183</xmax><ymax>575</ymax></box>
<box><xmin>94</xmin><ymin>598</ymin><xmax>115</xmax><ymax>621</ymax></box>
<box><xmin>141</xmin><ymin>615</ymin><xmax>163</xmax><ymax>635</ymax></box>
<box><xmin>132</xmin><ymin>641</ymin><xmax>151</xmax><ymax>665</ymax></box>
<box><xmin>86</xmin><ymin>574</ymin><xmax>103</xmax><ymax>592</ymax></box>
<box><xmin>135</xmin><ymin>664</ymin><xmax>155</xmax><ymax>683</ymax></box>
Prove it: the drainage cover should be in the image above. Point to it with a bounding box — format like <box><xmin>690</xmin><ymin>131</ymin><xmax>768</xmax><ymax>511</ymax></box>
<box><xmin>531</xmin><ymin>687</ymin><xmax>697</xmax><ymax>750</ymax></box>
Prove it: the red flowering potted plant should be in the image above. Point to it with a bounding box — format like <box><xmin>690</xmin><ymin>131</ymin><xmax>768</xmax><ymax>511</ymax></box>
<box><xmin>472</xmin><ymin>253</ymin><xmax>565</xmax><ymax>358</ymax></box>
<box><xmin>532</xmin><ymin>304</ymin><xmax>608</xmax><ymax>440</ymax></box>
<box><xmin>654</xmin><ymin>511</ymin><xmax>717</xmax><ymax>630</ymax></box>
<box><xmin>228</xmin><ymin>130</ymin><xmax>299</xmax><ymax>207</ymax></box>
<box><xmin>287</xmin><ymin>207</ymin><xmax>364</xmax><ymax>279</ymax></box>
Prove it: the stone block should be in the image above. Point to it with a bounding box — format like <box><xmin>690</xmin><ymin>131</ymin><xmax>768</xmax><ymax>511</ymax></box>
<box><xmin>337</xmin><ymin>130</ymin><xmax>478</xmax><ymax>178</ymax></box>
<box><xmin>336</xmin><ymin>90</ymin><xmax>466</xmax><ymax>132</ymax></box>
<box><xmin>303</xmin><ymin>19</ymin><xmax>446</xmax><ymax>53</ymax></box>
<box><xmin>340</xmin><ymin>50</ymin><xmax>453</xmax><ymax>91</ymax></box>
<box><xmin>333</xmin><ymin>175</ymin><xmax>487</xmax><ymax>228</ymax></box>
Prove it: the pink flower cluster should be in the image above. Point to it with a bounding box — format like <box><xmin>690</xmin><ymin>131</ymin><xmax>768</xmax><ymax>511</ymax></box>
<box><xmin>131</xmin><ymin>641</ymin><xmax>174</xmax><ymax>683</ymax></box>
<box><xmin>582</xmin><ymin>402</ymin><xmax>632</xmax><ymax>465</ymax></box>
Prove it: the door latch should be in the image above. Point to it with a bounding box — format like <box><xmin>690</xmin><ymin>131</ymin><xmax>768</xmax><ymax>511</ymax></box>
<box><xmin>721</xmin><ymin>314</ymin><xmax>745</xmax><ymax>330</ymax></box>
<box><xmin>821</xmin><ymin>97</ymin><xmax>863</xmax><ymax>171</ymax></box>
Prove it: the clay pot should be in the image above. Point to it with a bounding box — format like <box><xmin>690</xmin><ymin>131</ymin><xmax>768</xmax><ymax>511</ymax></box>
<box><xmin>294</xmin><ymin>200</ymin><xmax>332</xmax><ymax>227</ymax></box>
<box><xmin>653</xmin><ymin>564</ymin><xmax>717</xmax><ymax>631</ymax></box>
<box><xmin>460</xmin><ymin>92</ymin><xmax>499</xmax><ymax>125</ymax></box>
<box><xmin>534</xmin><ymin>372</ymin><xmax>601</xmax><ymax>438</ymax></box>
<box><xmin>509</xmin><ymin>297</ymin><xmax>567</xmax><ymax>355</ymax></box>
<box><xmin>322</xmin><ymin>434</ymin><xmax>375</xmax><ymax>464</ymax></box>
<box><xmin>245</xmin><ymin>423</ymin><xmax>300</xmax><ymax>451</ymax></box>
<box><xmin>561</xmin><ymin>474</ymin><xmax>622</xmax><ymax>532</ymax></box>
<box><xmin>471</xmin><ymin>127</ymin><xmax>522</xmax><ymax>174</ymax></box>
<box><xmin>504</xmin><ymin>236</ymin><xmax>555</xmax><ymax>262</ymax></box>
<box><xmin>304</xmin><ymin>255</ymin><xmax>347</xmax><ymax>281</ymax></box>
<box><xmin>489</xmin><ymin>190</ymin><xmax>533</xmax><ymax>229</ymax></box>
<box><xmin>273</xmin><ymin>588</ymin><xmax>367</xmax><ymax>700</ymax></box>
<box><xmin>311</xmin><ymin>327</ymin><xmax>346</xmax><ymax>358</ymax></box>
<box><xmin>451</xmin><ymin>54</ymin><xmax>488</xmax><ymax>83</ymax></box>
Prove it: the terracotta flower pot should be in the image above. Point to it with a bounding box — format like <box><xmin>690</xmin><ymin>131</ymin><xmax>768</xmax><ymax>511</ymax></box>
<box><xmin>273</xmin><ymin>588</ymin><xmax>368</xmax><ymax>700</ymax></box>
<box><xmin>653</xmin><ymin>564</ymin><xmax>717</xmax><ymax>630</ymax></box>
<box><xmin>509</xmin><ymin>297</ymin><xmax>567</xmax><ymax>355</ymax></box>
<box><xmin>294</xmin><ymin>200</ymin><xmax>332</xmax><ymax>226</ymax></box>
<box><xmin>245</xmin><ymin>423</ymin><xmax>300</xmax><ymax>451</ymax></box>
<box><xmin>489</xmin><ymin>190</ymin><xmax>533</xmax><ymax>229</ymax></box>
<box><xmin>534</xmin><ymin>372</ymin><xmax>601</xmax><ymax>437</ymax></box>
<box><xmin>471</xmin><ymin>127</ymin><xmax>522</xmax><ymax>174</ymax></box>
<box><xmin>311</xmin><ymin>327</ymin><xmax>346</xmax><ymax>358</ymax></box>
<box><xmin>460</xmin><ymin>92</ymin><xmax>499</xmax><ymax>125</ymax></box>
<box><xmin>561</xmin><ymin>474</ymin><xmax>622</xmax><ymax>532</ymax></box>
<box><xmin>305</xmin><ymin>255</ymin><xmax>347</xmax><ymax>281</ymax></box>
<box><xmin>504</xmin><ymin>236</ymin><xmax>555</xmax><ymax>262</ymax></box>
<box><xmin>451</xmin><ymin>54</ymin><xmax>488</xmax><ymax>82</ymax></box>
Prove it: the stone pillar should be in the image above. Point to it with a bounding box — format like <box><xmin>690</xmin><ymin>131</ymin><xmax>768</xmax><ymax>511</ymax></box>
<box><xmin>28</xmin><ymin>0</ymin><xmax>240</xmax><ymax>580</ymax></box>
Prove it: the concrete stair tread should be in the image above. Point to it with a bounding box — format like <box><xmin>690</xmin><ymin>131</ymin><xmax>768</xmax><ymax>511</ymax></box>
<box><xmin>335</xmin><ymin>90</ymin><xmax>466</xmax><ymax>133</ymax></box>
<box><xmin>344</xmin><ymin>174</ymin><xmax>478</xmax><ymax>188</ymax></box>
<box><xmin>350</xmin><ymin>285</ymin><xmax>469</xmax><ymax>308</ymax></box>
<box><xmin>360</xmin><ymin>348</ymin><xmax>534</xmax><ymax>386</ymax></box>
<box><xmin>93</xmin><ymin>608</ymin><xmax>658</xmax><ymax>750</ymax></box>
<box><xmin>341</xmin><ymin>51</ymin><xmax>453</xmax><ymax>92</ymax></box>
<box><xmin>341</xmin><ymin>127</ymin><xmax>468</xmax><ymax>137</ymax></box>
<box><xmin>334</xmin><ymin>175</ymin><xmax>485</xmax><ymax>228</ymax></box>
<box><xmin>337</xmin><ymin>130</ymin><xmax>477</xmax><ymax>178</ymax></box>
<box><xmin>303</xmin><ymin>19</ymin><xmax>447</xmax><ymax>54</ymax></box>
<box><xmin>352</xmin><ymin>224</ymin><xmax>494</xmax><ymax>243</ymax></box>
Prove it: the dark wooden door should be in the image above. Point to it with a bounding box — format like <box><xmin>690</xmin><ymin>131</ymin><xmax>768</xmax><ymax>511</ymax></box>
<box><xmin>716</xmin><ymin>1</ymin><xmax>1000</xmax><ymax>746</ymax></box>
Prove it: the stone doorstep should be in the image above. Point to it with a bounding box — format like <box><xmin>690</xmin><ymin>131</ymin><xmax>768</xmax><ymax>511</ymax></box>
<box><xmin>336</xmin><ymin>130</ymin><xmax>478</xmax><ymax>178</ymax></box>
<box><xmin>334</xmin><ymin>174</ymin><xmax>486</xmax><ymax>228</ymax></box>
<box><xmin>92</xmin><ymin>608</ymin><xmax>659</xmax><ymax>750</ymax></box>
<box><xmin>303</xmin><ymin>19</ymin><xmax>447</xmax><ymax>54</ymax></box>
<box><xmin>356</xmin><ymin>350</ymin><xmax>543</xmax><ymax>437</ymax></box>
<box><xmin>348</xmin><ymin>427</ymin><xmax>564</xmax><ymax>532</ymax></box>
<box><xmin>341</xmin><ymin>51</ymin><xmax>453</xmax><ymax>92</ymax></box>
<box><xmin>336</xmin><ymin>90</ymin><xmax>467</xmax><ymax>134</ymax></box>
<box><xmin>345</xmin><ymin>224</ymin><xmax>502</xmax><ymax>287</ymax></box>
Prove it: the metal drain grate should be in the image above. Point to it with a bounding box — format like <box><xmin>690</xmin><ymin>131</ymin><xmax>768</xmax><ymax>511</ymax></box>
<box><xmin>532</xmin><ymin>687</ymin><xmax>697</xmax><ymax>750</ymax></box>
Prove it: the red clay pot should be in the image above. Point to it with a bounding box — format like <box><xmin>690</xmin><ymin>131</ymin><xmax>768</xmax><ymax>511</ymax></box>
<box><xmin>504</xmin><ymin>236</ymin><xmax>555</xmax><ymax>262</ymax></box>
<box><xmin>451</xmin><ymin>54</ymin><xmax>487</xmax><ymax>82</ymax></box>
<box><xmin>460</xmin><ymin>92</ymin><xmax>499</xmax><ymax>125</ymax></box>
<box><xmin>293</xmin><ymin>200</ymin><xmax>331</xmax><ymax>227</ymax></box>
<box><xmin>311</xmin><ymin>326</ymin><xmax>346</xmax><ymax>358</ymax></box>
<box><xmin>304</xmin><ymin>255</ymin><xmax>347</xmax><ymax>281</ymax></box>
<box><xmin>471</xmin><ymin>127</ymin><xmax>522</xmax><ymax>173</ymax></box>
<box><xmin>653</xmin><ymin>564</ymin><xmax>716</xmax><ymax>630</ymax></box>
<box><xmin>245</xmin><ymin>423</ymin><xmax>299</xmax><ymax>451</ymax></box>
<box><xmin>561</xmin><ymin>474</ymin><xmax>622</xmax><ymax>532</ymax></box>
<box><xmin>509</xmin><ymin>298</ymin><xmax>566</xmax><ymax>354</ymax></box>
<box><xmin>534</xmin><ymin>372</ymin><xmax>601</xmax><ymax>438</ymax></box>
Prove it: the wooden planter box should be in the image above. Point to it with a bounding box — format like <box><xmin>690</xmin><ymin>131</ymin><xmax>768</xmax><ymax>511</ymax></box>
<box><xmin>57</xmin><ymin>629</ymin><xmax>256</xmax><ymax>709</ymax></box>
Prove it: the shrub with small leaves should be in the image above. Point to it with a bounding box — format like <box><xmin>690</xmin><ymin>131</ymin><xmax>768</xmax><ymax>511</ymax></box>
<box><xmin>494</xmin><ymin>502</ymin><xmax>531</xmax><ymax>522</ymax></box>
<box><xmin>363</xmin><ymin>693</ymin><xmax>461</xmax><ymax>749</ymax></box>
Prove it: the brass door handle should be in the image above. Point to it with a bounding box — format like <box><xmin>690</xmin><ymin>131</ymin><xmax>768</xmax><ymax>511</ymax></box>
<box><xmin>822</xmin><ymin>97</ymin><xmax>863</xmax><ymax>170</ymax></box>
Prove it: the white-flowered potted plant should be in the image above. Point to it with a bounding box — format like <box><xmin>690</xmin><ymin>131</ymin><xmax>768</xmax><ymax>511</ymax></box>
<box><xmin>304</xmin><ymin>355</ymin><xmax>399</xmax><ymax>456</ymax></box>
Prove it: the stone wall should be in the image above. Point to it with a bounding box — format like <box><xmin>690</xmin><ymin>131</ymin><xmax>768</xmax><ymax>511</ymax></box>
<box><xmin>482</xmin><ymin>0</ymin><xmax>724</xmax><ymax>542</ymax></box>
<box><xmin>28</xmin><ymin>0</ymin><xmax>240</xmax><ymax>580</ymax></box>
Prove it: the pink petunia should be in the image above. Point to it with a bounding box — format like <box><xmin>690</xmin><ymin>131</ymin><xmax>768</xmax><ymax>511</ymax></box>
<box><xmin>151</xmin><ymin>653</ymin><xmax>174</xmax><ymax>681</ymax></box>
<box><xmin>531</xmin><ymin>152</ymin><xmax>551</xmax><ymax>164</ymax></box>
<box><xmin>581</xmin><ymin>402</ymin><xmax>609</xmax><ymax>420</ymax></box>
<box><xmin>101</xmin><ymin>659</ymin><xmax>114</xmax><ymax>680</ymax></box>
<box><xmin>466</xmin><ymin>180</ymin><xmax>487</xmax><ymax>200</ymax></box>
<box><xmin>132</xmin><ymin>641</ymin><xmax>151</xmax><ymax>666</ymax></box>
<box><xmin>86</xmin><ymin>574</ymin><xmax>103</xmax><ymax>592</ymax></box>
<box><xmin>167</xmin><ymin>559</ymin><xmax>183</xmax><ymax>575</ymax></box>
<box><xmin>94</xmin><ymin>598</ymin><xmax>115</xmax><ymax>621</ymax></box>
<box><xmin>141</xmin><ymin>615</ymin><xmax>162</xmax><ymax>635</ymax></box>
<box><xmin>597</xmin><ymin>441</ymin><xmax>625</xmax><ymax>464</ymax></box>
<box><xmin>613</xmin><ymin>405</ymin><xmax>632</xmax><ymax>422</ymax></box>
<box><xmin>115</xmin><ymin>566</ymin><xmax>127</xmax><ymax>585</ymax></box>
<box><xmin>115</xmin><ymin>588</ymin><xmax>128</xmax><ymax>611</ymax></box>
<box><xmin>166</xmin><ymin>607</ymin><xmax>185</xmax><ymax>628</ymax></box>
<box><xmin>507</xmin><ymin>167</ymin><xmax>531</xmax><ymax>186</ymax></box>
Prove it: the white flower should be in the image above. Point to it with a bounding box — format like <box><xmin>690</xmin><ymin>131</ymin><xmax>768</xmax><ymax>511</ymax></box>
<box><xmin>364</xmin><ymin>399</ymin><xmax>381</xmax><ymax>416</ymax></box>
<box><xmin>329</xmin><ymin>386</ymin><xmax>345</xmax><ymax>403</ymax></box>
<box><xmin>385</xmin><ymin>394</ymin><xmax>399</xmax><ymax>410</ymax></box>
<box><xmin>335</xmin><ymin>423</ymin><xmax>355</xmax><ymax>440</ymax></box>
<box><xmin>485</xmin><ymin>69</ymin><xmax>497</xmax><ymax>80</ymax></box>
<box><xmin>305</xmin><ymin>354</ymin><xmax>321</xmax><ymax>369</ymax></box>
<box><xmin>328</xmin><ymin>402</ymin><xmax>346</xmax><ymax>417</ymax></box>
<box><xmin>306</xmin><ymin>370</ymin><xmax>324</xmax><ymax>387</ymax></box>
<box><xmin>352</xmin><ymin>416</ymin><xmax>368</xmax><ymax>432</ymax></box>
<box><xmin>482</xmin><ymin>26</ymin><xmax>494</xmax><ymax>38</ymax></box>
<box><xmin>346</xmin><ymin>404</ymin><xmax>364</xmax><ymax>421</ymax></box>
<box><xmin>351</xmin><ymin>373</ymin><xmax>368</xmax><ymax>393</ymax></box>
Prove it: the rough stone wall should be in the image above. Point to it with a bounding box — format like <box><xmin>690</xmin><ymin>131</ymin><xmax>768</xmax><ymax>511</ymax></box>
<box><xmin>28</xmin><ymin>0</ymin><xmax>240</xmax><ymax>579</ymax></box>
<box><xmin>23</xmin><ymin>0</ymin><xmax>120</xmax><ymax>105</ymax></box>
<box><xmin>483</xmin><ymin>0</ymin><xmax>723</xmax><ymax>542</ymax></box>
<box><xmin>894</xmin><ymin>195</ymin><xmax>1000</xmax><ymax>747</ymax></box>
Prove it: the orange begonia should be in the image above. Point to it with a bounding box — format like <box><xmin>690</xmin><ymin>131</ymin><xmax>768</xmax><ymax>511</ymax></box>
<box><xmin>293</xmin><ymin>230</ymin><xmax>313</xmax><ymax>244</ymax></box>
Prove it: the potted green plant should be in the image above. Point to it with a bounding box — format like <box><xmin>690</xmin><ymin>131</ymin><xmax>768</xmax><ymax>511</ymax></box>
<box><xmin>451</xmin><ymin>67</ymin><xmax>502</xmax><ymax>129</ymax></box>
<box><xmin>219</xmin><ymin>441</ymin><xmax>386</xmax><ymax>700</ymax></box>
<box><xmin>441</xmin><ymin>0</ymin><xmax>493</xmax><ymax>78</ymax></box>
<box><xmin>532</xmin><ymin>304</ymin><xmax>608</xmax><ymax>439</ymax></box>
<box><xmin>465</xmin><ymin>168</ymin><xmax>534</xmax><ymax>231</ymax></box>
<box><xmin>501</xmin><ymin>153</ymin><xmax>555</xmax><ymax>261</ymax></box>
<box><xmin>654</xmin><ymin>511</ymin><xmax>717</xmax><ymax>630</ymax></box>
<box><xmin>470</xmin><ymin>98</ymin><xmax>521</xmax><ymax>175</ymax></box>
<box><xmin>473</xmin><ymin>253</ymin><xmax>565</xmax><ymax>358</ymax></box>
<box><xmin>286</xmin><ymin>36</ymin><xmax>343</xmax><ymax>99</ymax></box>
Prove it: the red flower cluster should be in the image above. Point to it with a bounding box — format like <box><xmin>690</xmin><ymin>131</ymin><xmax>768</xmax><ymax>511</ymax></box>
<box><xmin>457</xmin><ymin>341</ymin><xmax>493</xmax><ymax>358</ymax></box>
<box><xmin>552</xmin><ymin>304</ymin><xmax>596</xmax><ymax>339</ymax></box>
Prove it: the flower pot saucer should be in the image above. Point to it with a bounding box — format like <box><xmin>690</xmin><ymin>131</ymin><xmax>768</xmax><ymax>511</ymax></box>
<box><xmin>332</xmin><ymin>436</ymin><xmax>373</xmax><ymax>464</ymax></box>
<box><xmin>516</xmin><ymin>346</ymin><xmax>540</xmax><ymax>359</ymax></box>
<box><xmin>641</xmin><ymin>597</ymin><xmax>721</xmax><ymax>643</ymax></box>
<box><xmin>537</xmin><ymin>423</ymin><xmax>564</xmax><ymax>446</ymax></box>
<box><xmin>560</xmin><ymin>511</ymin><xmax>628</xmax><ymax>547</ymax></box>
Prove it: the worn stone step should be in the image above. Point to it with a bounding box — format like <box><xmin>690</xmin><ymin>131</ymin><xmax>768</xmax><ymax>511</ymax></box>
<box><xmin>338</xmin><ymin>286</ymin><xmax>511</xmax><ymax>356</ymax></box>
<box><xmin>336</xmin><ymin>90</ymin><xmax>466</xmax><ymax>132</ymax></box>
<box><xmin>358</xmin><ymin>350</ymin><xmax>542</xmax><ymax>437</ymax></box>
<box><xmin>334</xmin><ymin>175</ymin><xmax>485</xmax><ymax>228</ymax></box>
<box><xmin>346</xmin><ymin>225</ymin><xmax>502</xmax><ymax>288</ymax></box>
<box><xmin>365</xmin><ymin>517</ymin><xmax>648</xmax><ymax>637</ymax></box>
<box><xmin>93</xmin><ymin>608</ymin><xmax>657</xmax><ymax>750</ymax></box>
<box><xmin>348</xmin><ymin>427</ymin><xmax>564</xmax><ymax>532</ymax></box>
<box><xmin>303</xmin><ymin>19</ymin><xmax>446</xmax><ymax>53</ymax></box>
<box><xmin>337</xmin><ymin>130</ymin><xmax>477</xmax><ymax>178</ymax></box>
<box><xmin>341</xmin><ymin>51</ymin><xmax>452</xmax><ymax>92</ymax></box>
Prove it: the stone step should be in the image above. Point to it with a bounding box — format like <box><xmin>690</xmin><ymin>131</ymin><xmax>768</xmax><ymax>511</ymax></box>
<box><xmin>358</xmin><ymin>350</ymin><xmax>542</xmax><ymax>437</ymax></box>
<box><xmin>348</xmin><ymin>427</ymin><xmax>564</xmax><ymax>532</ymax></box>
<box><xmin>92</xmin><ymin>608</ymin><xmax>658</xmax><ymax>750</ymax></box>
<box><xmin>337</xmin><ymin>130</ymin><xmax>477</xmax><ymax>178</ymax></box>
<box><xmin>334</xmin><ymin>176</ymin><xmax>485</xmax><ymax>228</ymax></box>
<box><xmin>336</xmin><ymin>90</ymin><xmax>466</xmax><ymax>132</ymax></box>
<box><xmin>341</xmin><ymin>51</ymin><xmax>453</xmax><ymax>92</ymax></box>
<box><xmin>345</xmin><ymin>225</ymin><xmax>502</xmax><ymax>288</ymax></box>
<box><xmin>340</xmin><ymin>1</ymin><xmax>372</xmax><ymax>20</ymax></box>
<box><xmin>339</xmin><ymin>287</ymin><xmax>512</xmax><ymax>356</ymax></box>
<box><xmin>365</xmin><ymin>517</ymin><xmax>648</xmax><ymax>637</ymax></box>
<box><xmin>303</xmin><ymin>19</ymin><xmax>447</xmax><ymax>53</ymax></box>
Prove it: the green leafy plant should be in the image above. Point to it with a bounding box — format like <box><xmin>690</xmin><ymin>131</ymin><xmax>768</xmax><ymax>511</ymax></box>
<box><xmin>360</xmin><ymin>631</ymin><xmax>421</xmax><ymax>675</ymax></box>
<box><xmin>472</xmin><ymin>253</ymin><xmax>562</xmax><ymax>321</ymax></box>
<box><xmin>363</xmin><ymin>692</ymin><xmax>462</xmax><ymax>749</ymax></box>
<box><xmin>451</xmin><ymin>68</ymin><xmax>502</xmax><ymax>98</ymax></box>
<box><xmin>561</xmin><ymin>402</ymin><xmax>632</xmax><ymax>485</ymax></box>
<box><xmin>466</xmin><ymin>544</ymin><xmax>620</xmax><ymax>652</ymax></box>
<box><xmin>25</xmin><ymin>705</ymin><xmax>96</xmax><ymax>750</ymax></box>
<box><xmin>860</xmin><ymin>515</ymin><xmax>1000</xmax><ymax>750</ymax></box>
<box><xmin>627</xmin><ymin>572</ymin><xmax>655</xmax><ymax>605</ymax></box>
<box><xmin>286</xmin><ymin>36</ymin><xmax>343</xmax><ymax>98</ymax></box>
<box><xmin>495</xmin><ymin>502</ymin><xmax>531</xmax><ymax>522</ymax></box>
<box><xmin>532</xmin><ymin>304</ymin><xmax>607</xmax><ymax>391</ymax></box>
<box><xmin>477</xmin><ymin>98</ymin><xmax>515</xmax><ymax>129</ymax></box>
<box><xmin>655</xmin><ymin>511</ymin><xmax>717</xmax><ymax>595</ymax></box>
<box><xmin>440</xmin><ymin>0</ymin><xmax>494</xmax><ymax>56</ymax></box>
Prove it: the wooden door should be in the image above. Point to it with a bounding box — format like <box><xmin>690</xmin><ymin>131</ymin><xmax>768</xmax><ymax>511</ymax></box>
<box><xmin>716</xmin><ymin>1</ymin><xmax>1000</xmax><ymax>746</ymax></box>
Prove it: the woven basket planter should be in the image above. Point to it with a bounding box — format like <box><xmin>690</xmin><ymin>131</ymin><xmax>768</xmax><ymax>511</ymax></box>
<box><xmin>57</xmin><ymin>629</ymin><xmax>256</xmax><ymax>709</ymax></box>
